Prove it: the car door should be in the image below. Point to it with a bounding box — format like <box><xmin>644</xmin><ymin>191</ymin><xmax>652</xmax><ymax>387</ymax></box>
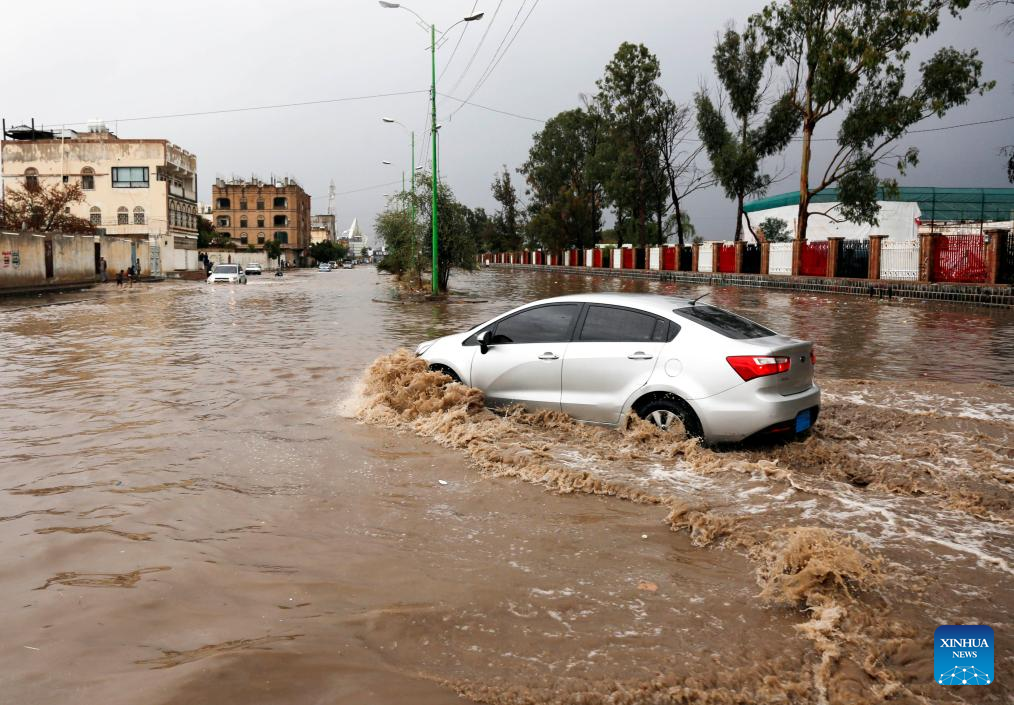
<box><xmin>469</xmin><ymin>303</ymin><xmax>580</xmax><ymax>412</ymax></box>
<box><xmin>561</xmin><ymin>304</ymin><xmax>672</xmax><ymax>424</ymax></box>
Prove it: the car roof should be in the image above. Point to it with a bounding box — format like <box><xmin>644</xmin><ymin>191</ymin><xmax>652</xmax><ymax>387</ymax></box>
<box><xmin>522</xmin><ymin>293</ymin><xmax>694</xmax><ymax>318</ymax></box>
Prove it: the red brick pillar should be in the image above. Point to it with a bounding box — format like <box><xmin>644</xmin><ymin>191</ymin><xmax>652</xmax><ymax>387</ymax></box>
<box><xmin>759</xmin><ymin>242</ymin><xmax>770</xmax><ymax>276</ymax></box>
<box><xmin>984</xmin><ymin>229</ymin><xmax>1004</xmax><ymax>285</ymax></box>
<box><xmin>691</xmin><ymin>243</ymin><xmax>700</xmax><ymax>272</ymax></box>
<box><xmin>919</xmin><ymin>232</ymin><xmax>938</xmax><ymax>282</ymax></box>
<box><xmin>868</xmin><ymin>235</ymin><xmax>886</xmax><ymax>280</ymax></box>
<box><xmin>734</xmin><ymin>241</ymin><xmax>745</xmax><ymax>273</ymax></box>
<box><xmin>791</xmin><ymin>239</ymin><xmax>802</xmax><ymax>276</ymax></box>
<box><xmin>712</xmin><ymin>244</ymin><xmax>721</xmax><ymax>273</ymax></box>
<box><xmin>826</xmin><ymin>237</ymin><xmax>843</xmax><ymax>278</ymax></box>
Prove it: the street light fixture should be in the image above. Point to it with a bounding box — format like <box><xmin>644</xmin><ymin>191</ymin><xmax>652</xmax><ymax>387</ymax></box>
<box><xmin>378</xmin><ymin>1</ymin><xmax>483</xmax><ymax>295</ymax></box>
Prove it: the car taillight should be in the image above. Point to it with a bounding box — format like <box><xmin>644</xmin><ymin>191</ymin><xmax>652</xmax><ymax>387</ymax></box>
<box><xmin>726</xmin><ymin>355</ymin><xmax>791</xmax><ymax>382</ymax></box>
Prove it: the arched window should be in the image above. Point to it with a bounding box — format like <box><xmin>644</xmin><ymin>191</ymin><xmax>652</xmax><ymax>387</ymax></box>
<box><xmin>273</xmin><ymin>231</ymin><xmax>288</xmax><ymax>244</ymax></box>
<box><xmin>239</xmin><ymin>216</ymin><xmax>248</xmax><ymax>227</ymax></box>
<box><xmin>133</xmin><ymin>206</ymin><xmax>145</xmax><ymax>225</ymax></box>
<box><xmin>216</xmin><ymin>197</ymin><xmax>231</xmax><ymax>208</ymax></box>
<box><xmin>273</xmin><ymin>196</ymin><xmax>287</xmax><ymax>208</ymax></box>
<box><xmin>256</xmin><ymin>216</ymin><xmax>264</xmax><ymax>227</ymax></box>
<box><xmin>273</xmin><ymin>215</ymin><xmax>288</xmax><ymax>226</ymax></box>
<box><xmin>81</xmin><ymin>167</ymin><xmax>95</xmax><ymax>190</ymax></box>
<box><xmin>257</xmin><ymin>232</ymin><xmax>265</xmax><ymax>244</ymax></box>
<box><xmin>117</xmin><ymin>206</ymin><xmax>129</xmax><ymax>225</ymax></box>
<box><xmin>256</xmin><ymin>199</ymin><xmax>264</xmax><ymax>210</ymax></box>
<box><xmin>216</xmin><ymin>215</ymin><xmax>230</xmax><ymax>227</ymax></box>
<box><xmin>24</xmin><ymin>168</ymin><xmax>39</xmax><ymax>190</ymax></box>
<box><xmin>90</xmin><ymin>206</ymin><xmax>101</xmax><ymax>226</ymax></box>
<box><xmin>240</xmin><ymin>233</ymin><xmax>249</xmax><ymax>244</ymax></box>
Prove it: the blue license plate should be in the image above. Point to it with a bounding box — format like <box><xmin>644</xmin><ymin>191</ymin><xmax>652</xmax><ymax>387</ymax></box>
<box><xmin>795</xmin><ymin>409</ymin><xmax>812</xmax><ymax>433</ymax></box>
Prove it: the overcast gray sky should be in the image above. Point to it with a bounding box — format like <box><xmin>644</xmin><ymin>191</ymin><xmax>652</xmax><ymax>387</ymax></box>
<box><xmin>3</xmin><ymin>0</ymin><xmax>1012</xmax><ymax>242</ymax></box>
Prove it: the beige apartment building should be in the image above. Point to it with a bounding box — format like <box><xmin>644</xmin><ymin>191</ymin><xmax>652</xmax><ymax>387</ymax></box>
<box><xmin>1</xmin><ymin>123</ymin><xmax>199</xmax><ymax>273</ymax></box>
<box><xmin>211</xmin><ymin>177</ymin><xmax>311</xmax><ymax>264</ymax></box>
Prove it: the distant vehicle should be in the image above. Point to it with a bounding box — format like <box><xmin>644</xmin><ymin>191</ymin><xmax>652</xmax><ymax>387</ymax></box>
<box><xmin>244</xmin><ymin>263</ymin><xmax>263</xmax><ymax>275</ymax></box>
<box><xmin>342</xmin><ymin>260</ymin><xmax>354</xmax><ymax>269</ymax></box>
<box><xmin>318</xmin><ymin>262</ymin><xmax>333</xmax><ymax>272</ymax></box>
<box><xmin>416</xmin><ymin>293</ymin><xmax>819</xmax><ymax>444</ymax></box>
<box><xmin>207</xmin><ymin>264</ymin><xmax>247</xmax><ymax>284</ymax></box>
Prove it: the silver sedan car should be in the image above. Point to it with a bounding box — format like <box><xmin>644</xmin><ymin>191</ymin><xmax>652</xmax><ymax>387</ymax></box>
<box><xmin>416</xmin><ymin>293</ymin><xmax>819</xmax><ymax>443</ymax></box>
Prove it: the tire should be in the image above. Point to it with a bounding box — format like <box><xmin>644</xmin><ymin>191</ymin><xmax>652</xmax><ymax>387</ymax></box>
<box><xmin>428</xmin><ymin>364</ymin><xmax>461</xmax><ymax>384</ymax></box>
<box><xmin>635</xmin><ymin>396</ymin><xmax>703</xmax><ymax>439</ymax></box>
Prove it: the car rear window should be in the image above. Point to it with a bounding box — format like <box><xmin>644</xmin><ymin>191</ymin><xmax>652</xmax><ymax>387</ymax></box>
<box><xmin>673</xmin><ymin>304</ymin><xmax>774</xmax><ymax>339</ymax></box>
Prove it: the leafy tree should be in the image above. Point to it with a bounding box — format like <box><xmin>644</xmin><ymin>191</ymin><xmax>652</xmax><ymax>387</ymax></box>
<box><xmin>465</xmin><ymin>206</ymin><xmax>498</xmax><ymax>252</ymax></box>
<box><xmin>414</xmin><ymin>173</ymin><xmax>477</xmax><ymax>292</ymax></box>
<box><xmin>757</xmin><ymin>216</ymin><xmax>792</xmax><ymax>242</ymax></box>
<box><xmin>309</xmin><ymin>240</ymin><xmax>347</xmax><ymax>263</ymax></box>
<box><xmin>751</xmin><ymin>0</ymin><xmax>992</xmax><ymax>240</ymax></box>
<box><xmin>490</xmin><ymin>166</ymin><xmax>523</xmax><ymax>250</ymax></box>
<box><xmin>196</xmin><ymin>215</ymin><xmax>215</xmax><ymax>247</ymax></box>
<box><xmin>263</xmin><ymin>239</ymin><xmax>282</xmax><ymax>261</ymax></box>
<box><xmin>696</xmin><ymin>27</ymin><xmax>798</xmax><ymax>241</ymax></box>
<box><xmin>0</xmin><ymin>181</ymin><xmax>94</xmax><ymax>232</ymax></box>
<box><xmin>521</xmin><ymin>107</ymin><xmax>603</xmax><ymax>250</ymax></box>
<box><xmin>360</xmin><ymin>246</ymin><xmax>369</xmax><ymax>258</ymax></box>
<box><xmin>375</xmin><ymin>209</ymin><xmax>417</xmax><ymax>280</ymax></box>
<box><xmin>593</xmin><ymin>42</ymin><xmax>665</xmax><ymax>247</ymax></box>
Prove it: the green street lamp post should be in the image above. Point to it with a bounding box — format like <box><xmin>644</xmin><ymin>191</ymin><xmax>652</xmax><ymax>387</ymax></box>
<box><xmin>379</xmin><ymin>1</ymin><xmax>483</xmax><ymax>294</ymax></box>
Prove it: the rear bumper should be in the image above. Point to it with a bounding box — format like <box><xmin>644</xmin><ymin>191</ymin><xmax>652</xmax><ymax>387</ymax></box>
<box><xmin>690</xmin><ymin>382</ymin><xmax>821</xmax><ymax>443</ymax></box>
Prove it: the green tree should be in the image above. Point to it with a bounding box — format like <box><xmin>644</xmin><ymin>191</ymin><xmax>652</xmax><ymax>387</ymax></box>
<box><xmin>593</xmin><ymin>42</ymin><xmax>665</xmax><ymax>247</ymax></box>
<box><xmin>521</xmin><ymin>107</ymin><xmax>603</xmax><ymax>250</ymax></box>
<box><xmin>757</xmin><ymin>216</ymin><xmax>791</xmax><ymax>242</ymax></box>
<box><xmin>309</xmin><ymin>240</ymin><xmax>347</xmax><ymax>264</ymax></box>
<box><xmin>465</xmin><ymin>207</ymin><xmax>498</xmax><ymax>253</ymax></box>
<box><xmin>375</xmin><ymin>209</ymin><xmax>417</xmax><ymax>281</ymax></box>
<box><xmin>414</xmin><ymin>173</ymin><xmax>477</xmax><ymax>292</ymax></box>
<box><xmin>696</xmin><ymin>27</ymin><xmax>799</xmax><ymax>241</ymax></box>
<box><xmin>490</xmin><ymin>166</ymin><xmax>523</xmax><ymax>251</ymax></box>
<box><xmin>752</xmin><ymin>0</ymin><xmax>992</xmax><ymax>240</ymax></box>
<box><xmin>196</xmin><ymin>215</ymin><xmax>215</xmax><ymax>248</ymax></box>
<box><xmin>263</xmin><ymin>239</ymin><xmax>282</xmax><ymax>262</ymax></box>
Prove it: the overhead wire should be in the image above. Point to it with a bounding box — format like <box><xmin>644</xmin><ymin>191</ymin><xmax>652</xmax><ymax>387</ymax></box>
<box><xmin>445</xmin><ymin>0</ymin><xmax>504</xmax><ymax>98</ymax></box>
<box><xmin>436</xmin><ymin>1</ymin><xmax>479</xmax><ymax>83</ymax></box>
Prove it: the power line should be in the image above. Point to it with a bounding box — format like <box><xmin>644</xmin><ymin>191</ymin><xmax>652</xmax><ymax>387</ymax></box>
<box><xmin>53</xmin><ymin>90</ymin><xmax>429</xmax><ymax>128</ymax></box>
<box><xmin>445</xmin><ymin>0</ymin><xmax>504</xmax><ymax>98</ymax></box>
<box><xmin>436</xmin><ymin>1</ymin><xmax>479</xmax><ymax>83</ymax></box>
<box><xmin>438</xmin><ymin>92</ymin><xmax>545</xmax><ymax>123</ymax></box>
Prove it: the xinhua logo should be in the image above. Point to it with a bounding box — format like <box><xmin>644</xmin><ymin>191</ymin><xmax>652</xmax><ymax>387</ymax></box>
<box><xmin>934</xmin><ymin>625</ymin><xmax>994</xmax><ymax>685</ymax></box>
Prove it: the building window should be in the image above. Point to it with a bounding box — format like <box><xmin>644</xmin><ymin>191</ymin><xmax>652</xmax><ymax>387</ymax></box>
<box><xmin>240</xmin><ymin>216</ymin><xmax>248</xmax><ymax>227</ymax></box>
<box><xmin>217</xmin><ymin>216</ymin><xmax>230</xmax><ymax>227</ymax></box>
<box><xmin>62</xmin><ymin>175</ymin><xmax>69</xmax><ymax>183</ymax></box>
<box><xmin>216</xmin><ymin>197</ymin><xmax>230</xmax><ymax>208</ymax></box>
<box><xmin>256</xmin><ymin>216</ymin><xmax>264</xmax><ymax>227</ymax></box>
<box><xmin>257</xmin><ymin>233</ymin><xmax>265</xmax><ymax>244</ymax></box>
<box><xmin>273</xmin><ymin>215</ymin><xmax>288</xmax><ymax>226</ymax></box>
<box><xmin>256</xmin><ymin>199</ymin><xmax>264</xmax><ymax>210</ymax></box>
<box><xmin>273</xmin><ymin>196</ymin><xmax>287</xmax><ymax>208</ymax></box>
<box><xmin>117</xmin><ymin>207</ymin><xmax>129</xmax><ymax>225</ymax></box>
<box><xmin>81</xmin><ymin>167</ymin><xmax>95</xmax><ymax>190</ymax></box>
<box><xmin>274</xmin><ymin>231</ymin><xmax>288</xmax><ymax>244</ymax></box>
<box><xmin>90</xmin><ymin>207</ymin><xmax>101</xmax><ymax>225</ymax></box>
<box><xmin>111</xmin><ymin>167</ymin><xmax>149</xmax><ymax>188</ymax></box>
<box><xmin>240</xmin><ymin>233</ymin><xmax>249</xmax><ymax>244</ymax></box>
<box><xmin>134</xmin><ymin>207</ymin><xmax>145</xmax><ymax>225</ymax></box>
<box><xmin>239</xmin><ymin>200</ymin><xmax>247</xmax><ymax>209</ymax></box>
<box><xmin>24</xmin><ymin>168</ymin><xmax>39</xmax><ymax>190</ymax></box>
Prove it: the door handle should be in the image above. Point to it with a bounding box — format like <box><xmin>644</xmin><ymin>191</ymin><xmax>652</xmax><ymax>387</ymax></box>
<box><xmin>628</xmin><ymin>352</ymin><xmax>654</xmax><ymax>360</ymax></box>
<box><xmin>538</xmin><ymin>352</ymin><xmax>559</xmax><ymax>360</ymax></box>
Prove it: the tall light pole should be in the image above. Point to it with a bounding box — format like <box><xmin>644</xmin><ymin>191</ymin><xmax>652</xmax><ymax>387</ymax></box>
<box><xmin>379</xmin><ymin>2</ymin><xmax>483</xmax><ymax>294</ymax></box>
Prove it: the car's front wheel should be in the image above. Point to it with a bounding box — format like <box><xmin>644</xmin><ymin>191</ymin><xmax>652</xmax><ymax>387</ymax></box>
<box><xmin>428</xmin><ymin>364</ymin><xmax>461</xmax><ymax>384</ymax></box>
<box><xmin>635</xmin><ymin>397</ymin><xmax>703</xmax><ymax>439</ymax></box>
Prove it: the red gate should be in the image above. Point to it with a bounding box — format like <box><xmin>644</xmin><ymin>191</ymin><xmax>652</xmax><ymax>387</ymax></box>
<box><xmin>717</xmin><ymin>243</ymin><xmax>736</xmax><ymax>273</ymax></box>
<box><xmin>662</xmin><ymin>245</ymin><xmax>677</xmax><ymax>270</ymax></box>
<box><xmin>592</xmin><ymin>248</ymin><xmax>603</xmax><ymax>267</ymax></box>
<box><xmin>800</xmin><ymin>241</ymin><xmax>829</xmax><ymax>277</ymax></box>
<box><xmin>622</xmin><ymin>248</ymin><xmax>634</xmax><ymax>269</ymax></box>
<box><xmin>933</xmin><ymin>234</ymin><xmax>987</xmax><ymax>283</ymax></box>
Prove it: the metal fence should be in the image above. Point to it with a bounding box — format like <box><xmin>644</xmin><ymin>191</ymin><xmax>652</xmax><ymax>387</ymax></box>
<box><xmin>881</xmin><ymin>239</ymin><xmax>919</xmax><ymax>280</ymax></box>
<box><xmin>768</xmin><ymin>242</ymin><xmax>793</xmax><ymax>275</ymax></box>
<box><xmin>679</xmin><ymin>246</ymin><xmax>693</xmax><ymax>271</ymax></box>
<box><xmin>698</xmin><ymin>242</ymin><xmax>714</xmax><ymax>272</ymax></box>
<box><xmin>742</xmin><ymin>244</ymin><xmax>761</xmax><ymax>274</ymax></box>
<box><xmin>717</xmin><ymin>243</ymin><xmax>736</xmax><ymax>273</ymax></box>
<box><xmin>933</xmin><ymin>234</ymin><xmax>987</xmax><ymax>283</ymax></box>
<box><xmin>1001</xmin><ymin>234</ymin><xmax>1014</xmax><ymax>285</ymax></box>
<box><xmin>800</xmin><ymin>241</ymin><xmax>829</xmax><ymax>277</ymax></box>
<box><xmin>837</xmin><ymin>239</ymin><xmax>869</xmax><ymax>278</ymax></box>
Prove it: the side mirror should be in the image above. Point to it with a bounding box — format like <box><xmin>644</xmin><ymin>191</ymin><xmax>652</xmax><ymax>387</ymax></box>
<box><xmin>479</xmin><ymin>330</ymin><xmax>492</xmax><ymax>355</ymax></box>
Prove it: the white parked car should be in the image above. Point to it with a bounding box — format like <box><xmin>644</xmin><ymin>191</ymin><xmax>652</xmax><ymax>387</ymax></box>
<box><xmin>207</xmin><ymin>264</ymin><xmax>247</xmax><ymax>285</ymax></box>
<box><xmin>318</xmin><ymin>262</ymin><xmax>333</xmax><ymax>272</ymax></box>
<box><xmin>244</xmin><ymin>263</ymin><xmax>263</xmax><ymax>275</ymax></box>
<box><xmin>417</xmin><ymin>293</ymin><xmax>820</xmax><ymax>444</ymax></box>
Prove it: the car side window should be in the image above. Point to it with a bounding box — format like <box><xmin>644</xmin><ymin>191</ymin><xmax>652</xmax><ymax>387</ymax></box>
<box><xmin>492</xmin><ymin>304</ymin><xmax>579</xmax><ymax>344</ymax></box>
<box><xmin>578</xmin><ymin>305</ymin><xmax>670</xmax><ymax>343</ymax></box>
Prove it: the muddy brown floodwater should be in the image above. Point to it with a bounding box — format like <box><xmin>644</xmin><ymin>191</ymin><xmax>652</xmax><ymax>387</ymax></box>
<box><xmin>0</xmin><ymin>267</ymin><xmax>1011</xmax><ymax>705</ymax></box>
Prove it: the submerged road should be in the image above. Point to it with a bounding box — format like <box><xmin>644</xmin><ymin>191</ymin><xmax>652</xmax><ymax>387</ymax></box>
<box><xmin>0</xmin><ymin>268</ymin><xmax>1011</xmax><ymax>704</ymax></box>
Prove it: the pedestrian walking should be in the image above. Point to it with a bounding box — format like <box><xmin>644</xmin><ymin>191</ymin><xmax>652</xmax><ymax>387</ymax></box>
<box><xmin>116</xmin><ymin>270</ymin><xmax>124</xmax><ymax>288</ymax></box>
<box><xmin>100</xmin><ymin>257</ymin><xmax>108</xmax><ymax>283</ymax></box>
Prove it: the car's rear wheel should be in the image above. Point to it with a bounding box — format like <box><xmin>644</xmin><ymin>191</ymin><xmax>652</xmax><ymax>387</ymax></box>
<box><xmin>635</xmin><ymin>397</ymin><xmax>703</xmax><ymax>439</ymax></box>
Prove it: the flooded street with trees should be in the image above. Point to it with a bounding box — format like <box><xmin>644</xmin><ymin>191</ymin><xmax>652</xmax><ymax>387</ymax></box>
<box><xmin>1</xmin><ymin>268</ymin><xmax>1011</xmax><ymax>704</ymax></box>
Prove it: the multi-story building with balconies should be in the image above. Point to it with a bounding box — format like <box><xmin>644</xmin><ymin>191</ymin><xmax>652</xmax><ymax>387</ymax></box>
<box><xmin>211</xmin><ymin>177</ymin><xmax>310</xmax><ymax>265</ymax></box>
<box><xmin>1</xmin><ymin>122</ymin><xmax>199</xmax><ymax>273</ymax></box>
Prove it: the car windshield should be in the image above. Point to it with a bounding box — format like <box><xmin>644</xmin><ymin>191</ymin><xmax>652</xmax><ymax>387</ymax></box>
<box><xmin>673</xmin><ymin>304</ymin><xmax>774</xmax><ymax>339</ymax></box>
<box><xmin>213</xmin><ymin>265</ymin><xmax>238</xmax><ymax>274</ymax></box>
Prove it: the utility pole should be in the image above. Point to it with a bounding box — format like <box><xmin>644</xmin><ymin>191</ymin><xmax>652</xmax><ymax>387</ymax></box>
<box><xmin>430</xmin><ymin>23</ymin><xmax>439</xmax><ymax>295</ymax></box>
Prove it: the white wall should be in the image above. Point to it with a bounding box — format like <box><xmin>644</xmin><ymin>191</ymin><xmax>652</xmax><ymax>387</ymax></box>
<box><xmin>743</xmin><ymin>201</ymin><xmax>920</xmax><ymax>242</ymax></box>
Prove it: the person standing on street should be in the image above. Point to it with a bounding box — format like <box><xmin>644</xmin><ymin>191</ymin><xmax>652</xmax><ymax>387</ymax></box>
<box><xmin>100</xmin><ymin>257</ymin><xmax>108</xmax><ymax>283</ymax></box>
<box><xmin>116</xmin><ymin>270</ymin><xmax>124</xmax><ymax>288</ymax></box>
